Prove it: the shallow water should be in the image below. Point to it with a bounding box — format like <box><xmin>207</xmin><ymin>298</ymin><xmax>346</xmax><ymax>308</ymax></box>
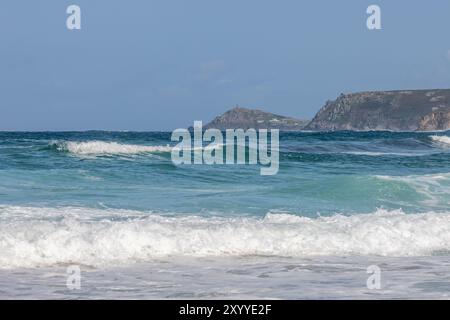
<box><xmin>1</xmin><ymin>256</ymin><xmax>449</xmax><ymax>299</ymax></box>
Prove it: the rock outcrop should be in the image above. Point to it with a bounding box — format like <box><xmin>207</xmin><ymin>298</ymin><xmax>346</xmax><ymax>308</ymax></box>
<box><xmin>204</xmin><ymin>107</ymin><xmax>309</xmax><ymax>131</ymax></box>
<box><xmin>305</xmin><ymin>89</ymin><xmax>450</xmax><ymax>131</ymax></box>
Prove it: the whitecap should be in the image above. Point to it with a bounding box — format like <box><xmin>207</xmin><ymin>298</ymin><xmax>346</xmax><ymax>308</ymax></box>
<box><xmin>1</xmin><ymin>206</ymin><xmax>450</xmax><ymax>268</ymax></box>
<box><xmin>430</xmin><ymin>135</ymin><xmax>450</xmax><ymax>147</ymax></box>
<box><xmin>53</xmin><ymin>141</ymin><xmax>173</xmax><ymax>155</ymax></box>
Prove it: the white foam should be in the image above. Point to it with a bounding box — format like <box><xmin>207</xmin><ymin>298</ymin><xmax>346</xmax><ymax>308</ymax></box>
<box><xmin>375</xmin><ymin>173</ymin><xmax>450</xmax><ymax>207</ymax></box>
<box><xmin>376</xmin><ymin>172</ymin><xmax>450</xmax><ymax>183</ymax></box>
<box><xmin>52</xmin><ymin>140</ymin><xmax>223</xmax><ymax>156</ymax></box>
<box><xmin>343</xmin><ymin>151</ymin><xmax>423</xmax><ymax>156</ymax></box>
<box><xmin>1</xmin><ymin>206</ymin><xmax>450</xmax><ymax>269</ymax></box>
<box><xmin>430</xmin><ymin>135</ymin><xmax>450</xmax><ymax>147</ymax></box>
<box><xmin>54</xmin><ymin>141</ymin><xmax>173</xmax><ymax>155</ymax></box>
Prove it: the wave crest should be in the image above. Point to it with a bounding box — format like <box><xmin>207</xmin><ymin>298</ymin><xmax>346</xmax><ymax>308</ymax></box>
<box><xmin>51</xmin><ymin>141</ymin><xmax>172</xmax><ymax>155</ymax></box>
<box><xmin>1</xmin><ymin>206</ymin><xmax>450</xmax><ymax>268</ymax></box>
<box><xmin>430</xmin><ymin>135</ymin><xmax>450</xmax><ymax>147</ymax></box>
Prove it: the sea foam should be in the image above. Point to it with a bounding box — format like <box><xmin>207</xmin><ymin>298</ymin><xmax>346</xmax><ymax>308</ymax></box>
<box><xmin>1</xmin><ymin>206</ymin><xmax>450</xmax><ymax>268</ymax></box>
<box><xmin>53</xmin><ymin>141</ymin><xmax>173</xmax><ymax>155</ymax></box>
<box><xmin>430</xmin><ymin>135</ymin><xmax>450</xmax><ymax>146</ymax></box>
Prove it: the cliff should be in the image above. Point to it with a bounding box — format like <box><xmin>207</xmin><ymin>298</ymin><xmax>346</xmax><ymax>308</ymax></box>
<box><xmin>305</xmin><ymin>89</ymin><xmax>450</xmax><ymax>131</ymax></box>
<box><xmin>204</xmin><ymin>107</ymin><xmax>309</xmax><ymax>131</ymax></box>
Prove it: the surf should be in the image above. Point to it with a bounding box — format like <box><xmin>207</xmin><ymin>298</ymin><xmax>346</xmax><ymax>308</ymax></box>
<box><xmin>1</xmin><ymin>206</ymin><xmax>450</xmax><ymax>269</ymax></box>
<box><xmin>430</xmin><ymin>135</ymin><xmax>450</xmax><ymax>147</ymax></box>
<box><xmin>49</xmin><ymin>140</ymin><xmax>173</xmax><ymax>155</ymax></box>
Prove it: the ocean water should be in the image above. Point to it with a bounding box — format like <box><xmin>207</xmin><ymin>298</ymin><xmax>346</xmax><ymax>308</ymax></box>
<box><xmin>1</xmin><ymin>131</ymin><xmax>450</xmax><ymax>299</ymax></box>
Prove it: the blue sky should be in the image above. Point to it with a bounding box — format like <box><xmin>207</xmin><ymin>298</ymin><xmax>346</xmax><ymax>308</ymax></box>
<box><xmin>1</xmin><ymin>0</ymin><xmax>450</xmax><ymax>131</ymax></box>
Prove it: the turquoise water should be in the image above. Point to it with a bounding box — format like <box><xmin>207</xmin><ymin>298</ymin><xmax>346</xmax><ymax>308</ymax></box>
<box><xmin>1</xmin><ymin>131</ymin><xmax>450</xmax><ymax>298</ymax></box>
<box><xmin>1</xmin><ymin>131</ymin><xmax>450</xmax><ymax>215</ymax></box>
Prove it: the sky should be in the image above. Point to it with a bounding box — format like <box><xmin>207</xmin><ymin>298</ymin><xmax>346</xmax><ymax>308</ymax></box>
<box><xmin>1</xmin><ymin>0</ymin><xmax>450</xmax><ymax>131</ymax></box>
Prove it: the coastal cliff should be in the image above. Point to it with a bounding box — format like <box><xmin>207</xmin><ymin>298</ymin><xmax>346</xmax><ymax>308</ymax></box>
<box><xmin>305</xmin><ymin>89</ymin><xmax>450</xmax><ymax>131</ymax></box>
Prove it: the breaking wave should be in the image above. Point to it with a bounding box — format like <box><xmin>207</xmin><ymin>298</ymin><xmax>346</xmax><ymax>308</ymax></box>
<box><xmin>50</xmin><ymin>141</ymin><xmax>173</xmax><ymax>155</ymax></box>
<box><xmin>430</xmin><ymin>135</ymin><xmax>450</xmax><ymax>147</ymax></box>
<box><xmin>375</xmin><ymin>172</ymin><xmax>450</xmax><ymax>194</ymax></box>
<box><xmin>1</xmin><ymin>206</ymin><xmax>450</xmax><ymax>269</ymax></box>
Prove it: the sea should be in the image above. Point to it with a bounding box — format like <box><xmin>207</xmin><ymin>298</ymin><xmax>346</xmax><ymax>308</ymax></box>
<box><xmin>0</xmin><ymin>131</ymin><xmax>450</xmax><ymax>299</ymax></box>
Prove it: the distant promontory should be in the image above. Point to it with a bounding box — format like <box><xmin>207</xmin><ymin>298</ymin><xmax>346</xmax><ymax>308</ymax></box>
<box><xmin>204</xmin><ymin>89</ymin><xmax>450</xmax><ymax>132</ymax></box>
<box><xmin>204</xmin><ymin>107</ymin><xmax>309</xmax><ymax>131</ymax></box>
